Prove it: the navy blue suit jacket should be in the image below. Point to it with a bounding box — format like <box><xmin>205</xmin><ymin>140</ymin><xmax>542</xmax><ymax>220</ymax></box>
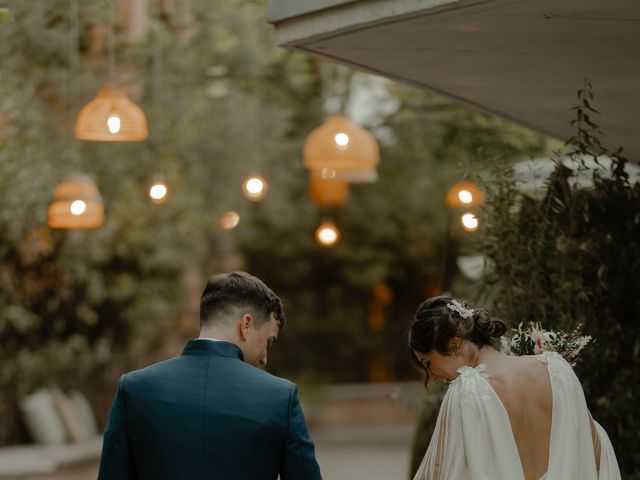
<box><xmin>97</xmin><ymin>340</ymin><xmax>322</xmax><ymax>479</ymax></box>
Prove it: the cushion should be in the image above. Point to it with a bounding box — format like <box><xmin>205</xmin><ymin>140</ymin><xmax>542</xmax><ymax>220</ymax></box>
<box><xmin>19</xmin><ymin>389</ymin><xmax>68</xmax><ymax>445</ymax></box>
<box><xmin>69</xmin><ymin>390</ymin><xmax>99</xmax><ymax>436</ymax></box>
<box><xmin>50</xmin><ymin>387</ymin><xmax>89</xmax><ymax>443</ymax></box>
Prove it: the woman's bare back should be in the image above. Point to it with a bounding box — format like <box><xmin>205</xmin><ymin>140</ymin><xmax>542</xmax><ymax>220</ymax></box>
<box><xmin>483</xmin><ymin>354</ymin><xmax>552</xmax><ymax>480</ymax></box>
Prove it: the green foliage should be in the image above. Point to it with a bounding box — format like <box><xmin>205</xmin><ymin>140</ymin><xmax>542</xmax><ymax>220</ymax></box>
<box><xmin>479</xmin><ymin>83</ymin><xmax>640</xmax><ymax>476</ymax></box>
<box><xmin>237</xmin><ymin>78</ymin><xmax>544</xmax><ymax>383</ymax></box>
<box><xmin>0</xmin><ymin>0</ymin><xmax>305</xmax><ymax>443</ymax></box>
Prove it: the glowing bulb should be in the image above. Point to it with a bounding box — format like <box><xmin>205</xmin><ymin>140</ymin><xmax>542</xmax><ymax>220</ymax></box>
<box><xmin>461</xmin><ymin>213</ymin><xmax>479</xmax><ymax>232</ymax></box>
<box><xmin>315</xmin><ymin>222</ymin><xmax>340</xmax><ymax>247</ymax></box>
<box><xmin>242</xmin><ymin>176</ymin><xmax>268</xmax><ymax>201</ymax></box>
<box><xmin>220</xmin><ymin>211</ymin><xmax>240</xmax><ymax>230</ymax></box>
<box><xmin>70</xmin><ymin>200</ymin><xmax>87</xmax><ymax>216</ymax></box>
<box><xmin>321</xmin><ymin>167</ymin><xmax>337</xmax><ymax>180</ymax></box>
<box><xmin>334</xmin><ymin>132</ymin><xmax>349</xmax><ymax>150</ymax></box>
<box><xmin>107</xmin><ymin>114</ymin><xmax>121</xmax><ymax>134</ymax></box>
<box><xmin>149</xmin><ymin>183</ymin><xmax>168</xmax><ymax>203</ymax></box>
<box><xmin>458</xmin><ymin>189</ymin><xmax>473</xmax><ymax>204</ymax></box>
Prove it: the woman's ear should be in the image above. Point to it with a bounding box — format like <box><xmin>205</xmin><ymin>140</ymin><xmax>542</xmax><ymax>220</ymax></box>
<box><xmin>449</xmin><ymin>337</ymin><xmax>462</xmax><ymax>354</ymax></box>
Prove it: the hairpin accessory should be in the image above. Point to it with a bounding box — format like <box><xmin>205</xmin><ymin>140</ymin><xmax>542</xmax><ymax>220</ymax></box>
<box><xmin>446</xmin><ymin>299</ymin><xmax>474</xmax><ymax>319</ymax></box>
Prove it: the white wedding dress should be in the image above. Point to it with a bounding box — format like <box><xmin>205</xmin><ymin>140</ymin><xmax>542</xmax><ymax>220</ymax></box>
<box><xmin>414</xmin><ymin>351</ymin><xmax>621</xmax><ymax>480</ymax></box>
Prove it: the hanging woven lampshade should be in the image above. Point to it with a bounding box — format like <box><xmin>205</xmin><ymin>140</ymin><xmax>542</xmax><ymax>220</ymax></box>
<box><xmin>75</xmin><ymin>87</ymin><xmax>148</xmax><ymax>142</ymax></box>
<box><xmin>445</xmin><ymin>181</ymin><xmax>484</xmax><ymax>208</ymax></box>
<box><xmin>311</xmin><ymin>168</ymin><xmax>379</xmax><ymax>183</ymax></box>
<box><xmin>48</xmin><ymin>173</ymin><xmax>104</xmax><ymax>229</ymax></box>
<box><xmin>304</xmin><ymin>115</ymin><xmax>379</xmax><ymax>183</ymax></box>
<box><xmin>309</xmin><ymin>177</ymin><xmax>349</xmax><ymax>207</ymax></box>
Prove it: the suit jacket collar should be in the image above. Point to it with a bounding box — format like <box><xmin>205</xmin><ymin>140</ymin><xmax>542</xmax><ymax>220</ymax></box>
<box><xmin>182</xmin><ymin>339</ymin><xmax>244</xmax><ymax>361</ymax></box>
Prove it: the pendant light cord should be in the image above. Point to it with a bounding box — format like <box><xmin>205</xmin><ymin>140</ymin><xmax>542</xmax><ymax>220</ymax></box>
<box><xmin>68</xmin><ymin>0</ymin><xmax>80</xmax><ymax>163</ymax></box>
<box><xmin>107</xmin><ymin>0</ymin><xmax>116</xmax><ymax>86</ymax></box>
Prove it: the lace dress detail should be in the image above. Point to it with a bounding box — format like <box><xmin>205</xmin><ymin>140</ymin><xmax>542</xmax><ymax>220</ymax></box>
<box><xmin>454</xmin><ymin>364</ymin><xmax>494</xmax><ymax>412</ymax></box>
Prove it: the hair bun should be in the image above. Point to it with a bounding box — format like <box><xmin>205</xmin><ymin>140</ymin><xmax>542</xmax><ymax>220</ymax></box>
<box><xmin>474</xmin><ymin>308</ymin><xmax>507</xmax><ymax>339</ymax></box>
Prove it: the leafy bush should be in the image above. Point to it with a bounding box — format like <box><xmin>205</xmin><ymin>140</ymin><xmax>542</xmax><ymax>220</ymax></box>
<box><xmin>480</xmin><ymin>84</ymin><xmax>640</xmax><ymax>476</ymax></box>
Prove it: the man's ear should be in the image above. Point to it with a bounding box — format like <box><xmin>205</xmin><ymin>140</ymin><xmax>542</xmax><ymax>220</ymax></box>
<box><xmin>239</xmin><ymin>314</ymin><xmax>253</xmax><ymax>341</ymax></box>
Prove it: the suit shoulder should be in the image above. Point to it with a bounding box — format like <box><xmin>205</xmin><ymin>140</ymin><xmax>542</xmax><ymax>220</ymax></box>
<box><xmin>239</xmin><ymin>362</ymin><xmax>294</xmax><ymax>390</ymax></box>
<box><xmin>120</xmin><ymin>356</ymin><xmax>181</xmax><ymax>386</ymax></box>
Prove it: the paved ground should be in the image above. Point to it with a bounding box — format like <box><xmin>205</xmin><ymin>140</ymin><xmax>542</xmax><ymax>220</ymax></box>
<box><xmin>11</xmin><ymin>424</ymin><xmax>414</xmax><ymax>480</ymax></box>
<box><xmin>316</xmin><ymin>444</ymin><xmax>410</xmax><ymax>479</ymax></box>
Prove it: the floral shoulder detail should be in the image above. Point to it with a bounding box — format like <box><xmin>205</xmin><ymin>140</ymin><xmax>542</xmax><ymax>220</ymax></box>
<box><xmin>500</xmin><ymin>321</ymin><xmax>592</xmax><ymax>366</ymax></box>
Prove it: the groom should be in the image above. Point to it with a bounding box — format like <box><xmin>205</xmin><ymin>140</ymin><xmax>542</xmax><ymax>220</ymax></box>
<box><xmin>97</xmin><ymin>271</ymin><xmax>322</xmax><ymax>480</ymax></box>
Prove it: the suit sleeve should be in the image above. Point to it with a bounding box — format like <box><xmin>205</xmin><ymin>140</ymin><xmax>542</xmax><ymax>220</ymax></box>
<box><xmin>97</xmin><ymin>375</ymin><xmax>135</xmax><ymax>480</ymax></box>
<box><xmin>281</xmin><ymin>383</ymin><xmax>322</xmax><ymax>480</ymax></box>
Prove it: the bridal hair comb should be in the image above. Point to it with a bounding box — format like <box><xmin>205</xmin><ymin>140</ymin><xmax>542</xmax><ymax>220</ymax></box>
<box><xmin>446</xmin><ymin>299</ymin><xmax>475</xmax><ymax>319</ymax></box>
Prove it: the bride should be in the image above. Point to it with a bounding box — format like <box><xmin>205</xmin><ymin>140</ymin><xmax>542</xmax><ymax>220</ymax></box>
<box><xmin>409</xmin><ymin>296</ymin><xmax>621</xmax><ymax>480</ymax></box>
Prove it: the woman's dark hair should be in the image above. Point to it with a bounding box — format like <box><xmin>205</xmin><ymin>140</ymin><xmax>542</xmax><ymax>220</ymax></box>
<box><xmin>408</xmin><ymin>296</ymin><xmax>506</xmax><ymax>382</ymax></box>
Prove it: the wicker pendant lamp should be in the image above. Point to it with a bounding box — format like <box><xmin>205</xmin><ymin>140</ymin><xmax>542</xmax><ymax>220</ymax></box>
<box><xmin>75</xmin><ymin>0</ymin><xmax>147</xmax><ymax>142</ymax></box>
<box><xmin>75</xmin><ymin>87</ymin><xmax>148</xmax><ymax>141</ymax></box>
<box><xmin>309</xmin><ymin>177</ymin><xmax>349</xmax><ymax>207</ymax></box>
<box><xmin>304</xmin><ymin>115</ymin><xmax>379</xmax><ymax>183</ymax></box>
<box><xmin>48</xmin><ymin>173</ymin><xmax>104</xmax><ymax>229</ymax></box>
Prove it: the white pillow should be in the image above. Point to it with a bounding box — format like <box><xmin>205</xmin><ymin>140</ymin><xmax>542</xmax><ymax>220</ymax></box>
<box><xmin>19</xmin><ymin>389</ymin><xmax>68</xmax><ymax>445</ymax></box>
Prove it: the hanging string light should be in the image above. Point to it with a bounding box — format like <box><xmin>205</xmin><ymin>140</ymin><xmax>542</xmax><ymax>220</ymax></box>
<box><xmin>304</xmin><ymin>115</ymin><xmax>380</xmax><ymax>183</ymax></box>
<box><xmin>239</xmin><ymin>8</ymin><xmax>269</xmax><ymax>202</ymax></box>
<box><xmin>461</xmin><ymin>212</ymin><xmax>479</xmax><ymax>232</ymax></box>
<box><xmin>146</xmin><ymin>0</ymin><xmax>170</xmax><ymax>203</ymax></box>
<box><xmin>149</xmin><ymin>177</ymin><xmax>168</xmax><ymax>204</ymax></box>
<box><xmin>315</xmin><ymin>221</ymin><xmax>341</xmax><ymax>247</ymax></box>
<box><xmin>220</xmin><ymin>211</ymin><xmax>240</xmax><ymax>230</ymax></box>
<box><xmin>242</xmin><ymin>175</ymin><xmax>268</xmax><ymax>202</ymax></box>
<box><xmin>446</xmin><ymin>181</ymin><xmax>484</xmax><ymax>208</ymax></box>
<box><xmin>75</xmin><ymin>0</ymin><xmax>147</xmax><ymax>142</ymax></box>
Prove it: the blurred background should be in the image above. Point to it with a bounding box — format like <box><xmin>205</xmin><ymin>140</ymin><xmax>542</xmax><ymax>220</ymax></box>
<box><xmin>0</xmin><ymin>1</ymin><xmax>637</xmax><ymax>479</ymax></box>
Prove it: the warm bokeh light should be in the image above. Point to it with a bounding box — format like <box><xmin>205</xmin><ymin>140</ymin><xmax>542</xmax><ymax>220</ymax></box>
<box><xmin>107</xmin><ymin>114</ymin><xmax>121</xmax><ymax>134</ymax></box>
<box><xmin>220</xmin><ymin>211</ymin><xmax>240</xmax><ymax>230</ymax></box>
<box><xmin>334</xmin><ymin>132</ymin><xmax>350</xmax><ymax>149</ymax></box>
<box><xmin>70</xmin><ymin>200</ymin><xmax>87</xmax><ymax>216</ymax></box>
<box><xmin>315</xmin><ymin>222</ymin><xmax>340</xmax><ymax>247</ymax></box>
<box><xmin>149</xmin><ymin>183</ymin><xmax>168</xmax><ymax>203</ymax></box>
<box><xmin>458</xmin><ymin>189</ymin><xmax>473</xmax><ymax>204</ymax></box>
<box><xmin>242</xmin><ymin>176</ymin><xmax>268</xmax><ymax>201</ymax></box>
<box><xmin>321</xmin><ymin>167</ymin><xmax>337</xmax><ymax>179</ymax></box>
<box><xmin>446</xmin><ymin>182</ymin><xmax>484</xmax><ymax>208</ymax></box>
<box><xmin>461</xmin><ymin>213</ymin><xmax>479</xmax><ymax>232</ymax></box>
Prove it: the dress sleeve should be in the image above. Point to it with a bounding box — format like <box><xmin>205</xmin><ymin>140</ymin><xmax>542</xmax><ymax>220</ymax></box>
<box><xmin>593</xmin><ymin>421</ymin><xmax>622</xmax><ymax>480</ymax></box>
<box><xmin>414</xmin><ymin>366</ymin><xmax>524</xmax><ymax>480</ymax></box>
<box><xmin>413</xmin><ymin>383</ymin><xmax>466</xmax><ymax>479</ymax></box>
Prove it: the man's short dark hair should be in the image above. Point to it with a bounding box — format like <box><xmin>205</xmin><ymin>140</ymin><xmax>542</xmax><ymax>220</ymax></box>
<box><xmin>199</xmin><ymin>271</ymin><xmax>285</xmax><ymax>329</ymax></box>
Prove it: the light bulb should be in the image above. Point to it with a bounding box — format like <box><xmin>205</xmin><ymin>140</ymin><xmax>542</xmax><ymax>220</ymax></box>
<box><xmin>321</xmin><ymin>167</ymin><xmax>337</xmax><ymax>180</ymax></box>
<box><xmin>107</xmin><ymin>114</ymin><xmax>121</xmax><ymax>134</ymax></box>
<box><xmin>149</xmin><ymin>183</ymin><xmax>168</xmax><ymax>203</ymax></box>
<box><xmin>315</xmin><ymin>222</ymin><xmax>340</xmax><ymax>246</ymax></box>
<box><xmin>220</xmin><ymin>211</ymin><xmax>240</xmax><ymax>230</ymax></box>
<box><xmin>458</xmin><ymin>189</ymin><xmax>473</xmax><ymax>204</ymax></box>
<box><xmin>242</xmin><ymin>176</ymin><xmax>268</xmax><ymax>201</ymax></box>
<box><xmin>70</xmin><ymin>200</ymin><xmax>87</xmax><ymax>216</ymax></box>
<box><xmin>334</xmin><ymin>132</ymin><xmax>349</xmax><ymax>150</ymax></box>
<box><xmin>461</xmin><ymin>213</ymin><xmax>479</xmax><ymax>232</ymax></box>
